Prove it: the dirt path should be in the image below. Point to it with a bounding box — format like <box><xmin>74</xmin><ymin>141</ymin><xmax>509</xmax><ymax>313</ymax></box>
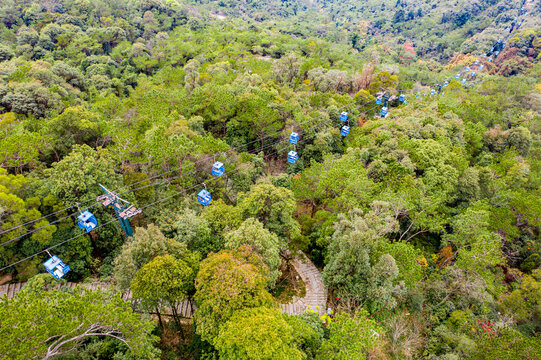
<box><xmin>280</xmin><ymin>251</ymin><xmax>328</xmax><ymax>315</ymax></box>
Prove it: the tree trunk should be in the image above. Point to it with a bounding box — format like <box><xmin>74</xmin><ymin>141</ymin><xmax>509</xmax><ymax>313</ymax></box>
<box><xmin>155</xmin><ymin>306</ymin><xmax>164</xmax><ymax>329</ymax></box>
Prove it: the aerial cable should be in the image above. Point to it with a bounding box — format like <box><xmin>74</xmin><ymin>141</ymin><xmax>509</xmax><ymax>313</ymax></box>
<box><xmin>0</xmin><ymin>111</ymin><xmax>340</xmax><ymax>248</ymax></box>
<box><xmin>0</xmin><ymin>135</ymin><xmax>315</xmax><ymax>273</ymax></box>
<box><xmin>0</xmin><ymin>101</ymin><xmax>359</xmax><ymax>234</ymax></box>
<box><xmin>0</xmin><ymin>103</ymin><xmax>369</xmax><ymax>265</ymax></box>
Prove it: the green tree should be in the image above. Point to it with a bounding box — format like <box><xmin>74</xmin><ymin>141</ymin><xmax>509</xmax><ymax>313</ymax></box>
<box><xmin>113</xmin><ymin>224</ymin><xmax>193</xmax><ymax>291</ymax></box>
<box><xmin>194</xmin><ymin>246</ymin><xmax>273</xmax><ymax>344</ymax></box>
<box><xmin>238</xmin><ymin>183</ymin><xmax>301</xmax><ymax>241</ymax></box>
<box><xmin>316</xmin><ymin>310</ymin><xmax>382</xmax><ymax>360</ymax></box>
<box><xmin>0</xmin><ymin>286</ymin><xmax>160</xmax><ymax>360</ymax></box>
<box><xmin>501</xmin><ymin>269</ymin><xmax>541</xmax><ymax>333</ymax></box>
<box><xmin>131</xmin><ymin>254</ymin><xmax>199</xmax><ymax>330</ymax></box>
<box><xmin>41</xmin><ymin>144</ymin><xmax>122</xmax><ymax>206</ymax></box>
<box><xmin>215</xmin><ymin>307</ymin><xmax>305</xmax><ymax>360</ymax></box>
<box><xmin>225</xmin><ymin>217</ymin><xmax>283</xmax><ymax>287</ymax></box>
<box><xmin>322</xmin><ymin>208</ymin><xmax>400</xmax><ymax>313</ymax></box>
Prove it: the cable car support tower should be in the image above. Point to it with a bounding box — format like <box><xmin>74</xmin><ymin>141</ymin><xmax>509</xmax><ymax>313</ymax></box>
<box><xmin>96</xmin><ymin>184</ymin><xmax>141</xmax><ymax>238</ymax></box>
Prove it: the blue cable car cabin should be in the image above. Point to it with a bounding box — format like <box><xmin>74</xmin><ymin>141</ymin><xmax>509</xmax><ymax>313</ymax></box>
<box><xmin>455</xmin><ymin>73</ymin><xmax>460</xmax><ymax>79</ymax></box>
<box><xmin>398</xmin><ymin>94</ymin><xmax>405</xmax><ymax>102</ymax></box>
<box><xmin>474</xmin><ymin>60</ymin><xmax>479</xmax><ymax>65</ymax></box>
<box><xmin>494</xmin><ymin>51</ymin><xmax>499</xmax><ymax>56</ymax></box>
<box><xmin>462</xmin><ymin>79</ymin><xmax>467</xmax><ymax>85</ymax></box>
<box><xmin>77</xmin><ymin>210</ymin><xmax>97</xmax><ymax>233</ymax></box>
<box><xmin>430</xmin><ymin>89</ymin><xmax>436</xmax><ymax>96</ymax></box>
<box><xmin>443</xmin><ymin>81</ymin><xmax>449</xmax><ymax>87</ymax></box>
<box><xmin>480</xmin><ymin>64</ymin><xmax>484</xmax><ymax>70</ymax></box>
<box><xmin>211</xmin><ymin>161</ymin><xmax>225</xmax><ymax>177</ymax></box>
<box><xmin>339</xmin><ymin>111</ymin><xmax>348</xmax><ymax>122</ymax></box>
<box><xmin>375</xmin><ymin>96</ymin><xmax>383</xmax><ymax>105</ymax></box>
<box><xmin>289</xmin><ymin>132</ymin><xmax>299</xmax><ymax>144</ymax></box>
<box><xmin>341</xmin><ymin>125</ymin><xmax>350</xmax><ymax>137</ymax></box>
<box><xmin>197</xmin><ymin>189</ymin><xmax>212</xmax><ymax>206</ymax></box>
<box><xmin>44</xmin><ymin>255</ymin><xmax>71</xmax><ymax>279</ymax></box>
<box><xmin>380</xmin><ymin>107</ymin><xmax>388</xmax><ymax>118</ymax></box>
<box><xmin>471</xmin><ymin>71</ymin><xmax>476</xmax><ymax>77</ymax></box>
<box><xmin>287</xmin><ymin>151</ymin><xmax>299</xmax><ymax>164</ymax></box>
<box><xmin>466</xmin><ymin>66</ymin><xmax>470</xmax><ymax>72</ymax></box>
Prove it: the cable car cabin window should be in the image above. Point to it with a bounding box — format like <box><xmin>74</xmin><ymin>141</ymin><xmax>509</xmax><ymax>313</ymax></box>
<box><xmin>43</xmin><ymin>255</ymin><xmax>71</xmax><ymax>279</ymax></box>
<box><xmin>287</xmin><ymin>151</ymin><xmax>298</xmax><ymax>164</ymax></box>
<box><xmin>339</xmin><ymin>111</ymin><xmax>348</xmax><ymax>122</ymax></box>
<box><xmin>289</xmin><ymin>132</ymin><xmax>299</xmax><ymax>144</ymax></box>
<box><xmin>212</xmin><ymin>161</ymin><xmax>225</xmax><ymax>177</ymax></box>
<box><xmin>197</xmin><ymin>189</ymin><xmax>212</xmax><ymax>206</ymax></box>
<box><xmin>77</xmin><ymin>211</ymin><xmax>97</xmax><ymax>233</ymax></box>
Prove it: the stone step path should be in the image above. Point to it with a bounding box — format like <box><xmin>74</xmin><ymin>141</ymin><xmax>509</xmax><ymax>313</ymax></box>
<box><xmin>1</xmin><ymin>251</ymin><xmax>326</xmax><ymax>317</ymax></box>
<box><xmin>280</xmin><ymin>251</ymin><xmax>328</xmax><ymax>315</ymax></box>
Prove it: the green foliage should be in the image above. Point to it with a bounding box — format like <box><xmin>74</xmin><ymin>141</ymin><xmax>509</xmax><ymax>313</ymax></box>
<box><xmin>0</xmin><ymin>286</ymin><xmax>160</xmax><ymax>360</ymax></box>
<box><xmin>194</xmin><ymin>246</ymin><xmax>273</xmax><ymax>344</ymax></box>
<box><xmin>501</xmin><ymin>270</ymin><xmax>541</xmax><ymax>333</ymax></box>
<box><xmin>113</xmin><ymin>224</ymin><xmax>192</xmax><ymax>291</ymax></box>
<box><xmin>317</xmin><ymin>310</ymin><xmax>382</xmax><ymax>360</ymax></box>
<box><xmin>215</xmin><ymin>307</ymin><xmax>305</xmax><ymax>360</ymax></box>
<box><xmin>225</xmin><ymin>217</ymin><xmax>283</xmax><ymax>288</ymax></box>
<box><xmin>322</xmin><ymin>207</ymin><xmax>400</xmax><ymax>313</ymax></box>
<box><xmin>237</xmin><ymin>183</ymin><xmax>301</xmax><ymax>241</ymax></box>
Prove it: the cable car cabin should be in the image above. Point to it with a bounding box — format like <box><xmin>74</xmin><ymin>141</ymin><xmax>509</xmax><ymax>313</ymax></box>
<box><xmin>455</xmin><ymin>73</ymin><xmax>460</xmax><ymax>79</ymax></box>
<box><xmin>474</xmin><ymin>60</ymin><xmax>479</xmax><ymax>65</ymax></box>
<box><xmin>471</xmin><ymin>72</ymin><xmax>476</xmax><ymax>77</ymax></box>
<box><xmin>488</xmin><ymin>58</ymin><xmax>493</xmax><ymax>62</ymax></box>
<box><xmin>462</xmin><ymin>79</ymin><xmax>467</xmax><ymax>85</ymax></box>
<box><xmin>480</xmin><ymin>64</ymin><xmax>484</xmax><ymax>70</ymax></box>
<box><xmin>398</xmin><ymin>94</ymin><xmax>405</xmax><ymax>102</ymax></box>
<box><xmin>466</xmin><ymin>66</ymin><xmax>470</xmax><ymax>72</ymax></box>
<box><xmin>287</xmin><ymin>151</ymin><xmax>299</xmax><ymax>164</ymax></box>
<box><xmin>289</xmin><ymin>132</ymin><xmax>299</xmax><ymax>144</ymax></box>
<box><xmin>43</xmin><ymin>255</ymin><xmax>70</xmax><ymax>279</ymax></box>
<box><xmin>339</xmin><ymin>112</ymin><xmax>348</xmax><ymax>122</ymax></box>
<box><xmin>380</xmin><ymin>107</ymin><xmax>388</xmax><ymax>118</ymax></box>
<box><xmin>341</xmin><ymin>125</ymin><xmax>350</xmax><ymax>137</ymax></box>
<box><xmin>375</xmin><ymin>96</ymin><xmax>383</xmax><ymax>105</ymax></box>
<box><xmin>212</xmin><ymin>161</ymin><xmax>225</xmax><ymax>177</ymax></box>
<box><xmin>443</xmin><ymin>81</ymin><xmax>449</xmax><ymax>87</ymax></box>
<box><xmin>430</xmin><ymin>89</ymin><xmax>436</xmax><ymax>96</ymax></box>
<box><xmin>494</xmin><ymin>51</ymin><xmax>499</xmax><ymax>56</ymax></box>
<box><xmin>77</xmin><ymin>211</ymin><xmax>97</xmax><ymax>233</ymax></box>
<box><xmin>482</xmin><ymin>54</ymin><xmax>487</xmax><ymax>58</ymax></box>
<box><xmin>197</xmin><ymin>189</ymin><xmax>212</xmax><ymax>206</ymax></box>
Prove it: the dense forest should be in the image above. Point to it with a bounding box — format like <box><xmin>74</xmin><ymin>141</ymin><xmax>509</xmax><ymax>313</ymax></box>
<box><xmin>0</xmin><ymin>0</ymin><xmax>540</xmax><ymax>359</ymax></box>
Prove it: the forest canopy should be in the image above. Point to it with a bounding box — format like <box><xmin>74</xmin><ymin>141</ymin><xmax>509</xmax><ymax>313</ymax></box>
<box><xmin>0</xmin><ymin>0</ymin><xmax>540</xmax><ymax>359</ymax></box>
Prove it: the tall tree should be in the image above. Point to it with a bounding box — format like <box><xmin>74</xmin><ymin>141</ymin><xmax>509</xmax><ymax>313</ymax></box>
<box><xmin>0</xmin><ymin>286</ymin><xmax>160</xmax><ymax>360</ymax></box>
<box><xmin>194</xmin><ymin>246</ymin><xmax>273</xmax><ymax>344</ymax></box>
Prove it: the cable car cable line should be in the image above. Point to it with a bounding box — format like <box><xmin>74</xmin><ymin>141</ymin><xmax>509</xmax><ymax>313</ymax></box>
<box><xmin>0</xmin><ymin>106</ymin><xmax>354</xmax><ymax>249</ymax></box>
<box><xmin>0</xmin><ymin>127</ymin><xmax>331</xmax><ymax>273</ymax></box>
<box><xmin>0</xmin><ymin>100</ymin><xmax>366</xmax><ymax>235</ymax></box>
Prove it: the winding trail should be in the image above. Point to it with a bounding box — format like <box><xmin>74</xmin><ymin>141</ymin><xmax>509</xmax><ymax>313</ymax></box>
<box><xmin>0</xmin><ymin>252</ymin><xmax>327</xmax><ymax>317</ymax></box>
<box><xmin>280</xmin><ymin>251</ymin><xmax>328</xmax><ymax>315</ymax></box>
